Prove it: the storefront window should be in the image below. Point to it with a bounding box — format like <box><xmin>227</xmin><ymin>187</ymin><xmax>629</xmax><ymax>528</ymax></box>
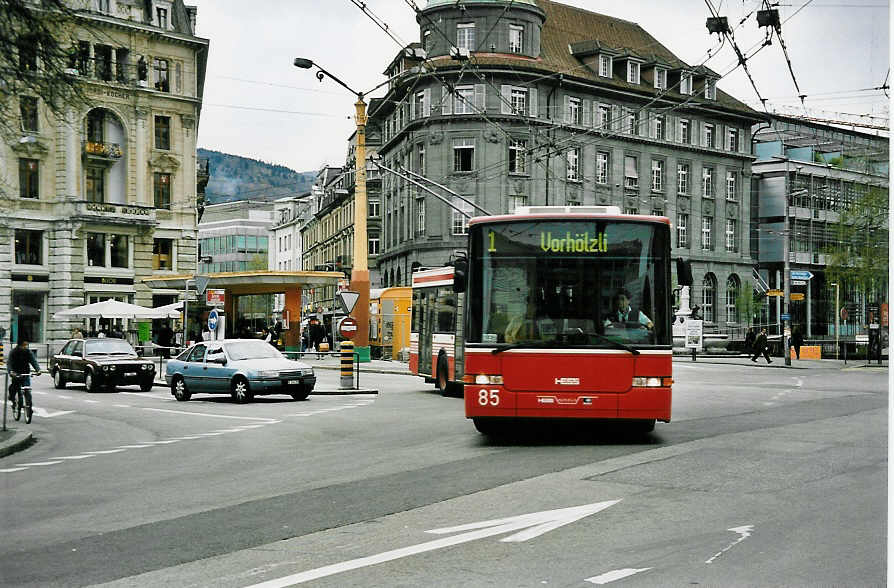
<box><xmin>110</xmin><ymin>234</ymin><xmax>129</xmax><ymax>268</ymax></box>
<box><xmin>13</xmin><ymin>291</ymin><xmax>45</xmax><ymax>343</ymax></box>
<box><xmin>87</xmin><ymin>233</ymin><xmax>106</xmax><ymax>267</ymax></box>
<box><xmin>14</xmin><ymin>229</ymin><xmax>42</xmax><ymax>265</ymax></box>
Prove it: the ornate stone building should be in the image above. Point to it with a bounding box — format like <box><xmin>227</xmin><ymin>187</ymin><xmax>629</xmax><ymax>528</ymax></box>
<box><xmin>1</xmin><ymin>0</ymin><xmax>208</xmax><ymax>350</ymax></box>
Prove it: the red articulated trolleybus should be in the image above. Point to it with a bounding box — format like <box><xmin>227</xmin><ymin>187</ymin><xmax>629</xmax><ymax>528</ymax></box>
<box><xmin>412</xmin><ymin>205</ymin><xmax>679</xmax><ymax>435</ymax></box>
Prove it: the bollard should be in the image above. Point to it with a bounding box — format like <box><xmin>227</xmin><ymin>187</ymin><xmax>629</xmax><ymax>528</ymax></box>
<box><xmin>340</xmin><ymin>341</ymin><xmax>355</xmax><ymax>389</ymax></box>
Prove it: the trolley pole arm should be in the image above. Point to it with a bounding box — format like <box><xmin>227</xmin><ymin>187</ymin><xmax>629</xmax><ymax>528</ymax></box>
<box><xmin>399</xmin><ymin>166</ymin><xmax>492</xmax><ymax>216</ymax></box>
<box><xmin>372</xmin><ymin>160</ymin><xmax>483</xmax><ymax>219</ymax></box>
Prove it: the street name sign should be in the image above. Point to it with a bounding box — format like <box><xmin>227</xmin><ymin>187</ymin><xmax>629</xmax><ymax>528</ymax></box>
<box><xmin>790</xmin><ymin>293</ymin><xmax>805</xmax><ymax>301</ymax></box>
<box><xmin>790</xmin><ymin>270</ymin><xmax>814</xmax><ymax>280</ymax></box>
<box><xmin>767</xmin><ymin>289</ymin><xmax>783</xmax><ymax>297</ymax></box>
<box><xmin>792</xmin><ymin>280</ymin><xmax>807</xmax><ymax>286</ymax></box>
<box><xmin>781</xmin><ymin>313</ymin><xmax>791</xmax><ymax>321</ymax></box>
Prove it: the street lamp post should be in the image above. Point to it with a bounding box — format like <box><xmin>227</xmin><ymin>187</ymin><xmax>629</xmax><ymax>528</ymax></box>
<box><xmin>293</xmin><ymin>58</ymin><xmax>372</xmax><ymax>361</ymax></box>
<box><xmin>783</xmin><ymin>161</ymin><xmax>792</xmax><ymax>365</ymax></box>
<box><xmin>831</xmin><ymin>281</ymin><xmax>839</xmax><ymax>360</ymax></box>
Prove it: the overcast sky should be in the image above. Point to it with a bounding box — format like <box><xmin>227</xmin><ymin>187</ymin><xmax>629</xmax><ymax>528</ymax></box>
<box><xmin>189</xmin><ymin>0</ymin><xmax>889</xmax><ymax>173</ymax></box>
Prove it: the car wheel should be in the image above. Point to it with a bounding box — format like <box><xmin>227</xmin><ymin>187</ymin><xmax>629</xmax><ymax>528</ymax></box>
<box><xmin>171</xmin><ymin>376</ymin><xmax>191</xmax><ymax>401</ymax></box>
<box><xmin>53</xmin><ymin>369</ymin><xmax>67</xmax><ymax>389</ymax></box>
<box><xmin>85</xmin><ymin>370</ymin><xmax>98</xmax><ymax>393</ymax></box>
<box><xmin>140</xmin><ymin>379</ymin><xmax>154</xmax><ymax>392</ymax></box>
<box><xmin>232</xmin><ymin>377</ymin><xmax>253</xmax><ymax>403</ymax></box>
<box><xmin>290</xmin><ymin>386</ymin><xmax>311</xmax><ymax>401</ymax></box>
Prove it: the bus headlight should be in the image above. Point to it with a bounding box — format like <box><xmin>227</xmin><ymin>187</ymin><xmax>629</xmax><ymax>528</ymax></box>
<box><xmin>474</xmin><ymin>374</ymin><xmax>503</xmax><ymax>385</ymax></box>
<box><xmin>632</xmin><ymin>377</ymin><xmax>672</xmax><ymax>387</ymax></box>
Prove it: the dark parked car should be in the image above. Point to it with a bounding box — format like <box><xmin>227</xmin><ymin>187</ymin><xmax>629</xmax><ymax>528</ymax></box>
<box><xmin>165</xmin><ymin>339</ymin><xmax>316</xmax><ymax>402</ymax></box>
<box><xmin>51</xmin><ymin>338</ymin><xmax>156</xmax><ymax>392</ymax></box>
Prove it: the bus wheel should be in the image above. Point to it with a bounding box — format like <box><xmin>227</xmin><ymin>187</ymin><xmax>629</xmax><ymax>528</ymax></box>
<box><xmin>634</xmin><ymin>419</ymin><xmax>655</xmax><ymax>433</ymax></box>
<box><xmin>436</xmin><ymin>355</ymin><xmax>449</xmax><ymax>396</ymax></box>
<box><xmin>472</xmin><ymin>418</ymin><xmax>501</xmax><ymax>436</ymax></box>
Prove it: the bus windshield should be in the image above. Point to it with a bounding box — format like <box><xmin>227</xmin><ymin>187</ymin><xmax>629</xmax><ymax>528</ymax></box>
<box><xmin>466</xmin><ymin>219</ymin><xmax>671</xmax><ymax>347</ymax></box>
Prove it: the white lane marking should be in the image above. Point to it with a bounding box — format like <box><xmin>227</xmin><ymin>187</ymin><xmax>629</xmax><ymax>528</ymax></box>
<box><xmin>83</xmin><ymin>399</ymin><xmax>100</xmax><ymax>404</ymax></box>
<box><xmin>196</xmin><ymin>432</ymin><xmax>224</xmax><ymax>436</ymax></box>
<box><xmin>140</xmin><ymin>407</ymin><xmax>276</xmax><ymax>423</ymax></box>
<box><xmin>146</xmin><ymin>440</ymin><xmax>180</xmax><ymax>444</ymax></box>
<box><xmin>32</xmin><ymin>408</ymin><xmax>75</xmax><ymax>418</ymax></box>
<box><xmin>172</xmin><ymin>436</ymin><xmax>203</xmax><ymax>440</ymax></box>
<box><xmin>50</xmin><ymin>455</ymin><xmax>97</xmax><ymax>460</ymax></box>
<box><xmin>113</xmin><ymin>404</ymin><xmax>132</xmax><ymax>408</ymax></box>
<box><xmin>586</xmin><ymin>568</ymin><xmax>652</xmax><ymax>585</ymax></box>
<box><xmin>16</xmin><ymin>461</ymin><xmax>63</xmax><ymax>467</ymax></box>
<box><xmin>0</xmin><ymin>467</ymin><xmax>29</xmax><ymax>473</ymax></box>
<box><xmin>58</xmin><ymin>395</ymin><xmax>72</xmax><ymax>399</ymax></box>
<box><xmin>706</xmin><ymin>525</ymin><xmax>754</xmax><ymax>564</ymax></box>
<box><xmin>115</xmin><ymin>445</ymin><xmax>152</xmax><ymax>449</ymax></box>
<box><xmin>245</xmin><ymin>501</ymin><xmax>621</xmax><ymax>588</ymax></box>
<box><xmin>83</xmin><ymin>449</ymin><xmax>127</xmax><ymax>454</ymax></box>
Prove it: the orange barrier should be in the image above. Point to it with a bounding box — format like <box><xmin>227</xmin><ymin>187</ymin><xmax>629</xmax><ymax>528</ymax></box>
<box><xmin>790</xmin><ymin>345</ymin><xmax>821</xmax><ymax>360</ymax></box>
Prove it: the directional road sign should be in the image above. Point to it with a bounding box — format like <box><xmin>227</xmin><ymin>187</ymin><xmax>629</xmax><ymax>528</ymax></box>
<box><xmin>208</xmin><ymin>308</ymin><xmax>219</xmax><ymax>332</ymax></box>
<box><xmin>781</xmin><ymin>313</ymin><xmax>791</xmax><ymax>321</ymax></box>
<box><xmin>790</xmin><ymin>270</ymin><xmax>814</xmax><ymax>281</ymax></box>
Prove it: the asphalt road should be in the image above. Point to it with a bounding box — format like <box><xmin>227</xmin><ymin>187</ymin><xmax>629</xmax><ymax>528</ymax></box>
<box><xmin>0</xmin><ymin>360</ymin><xmax>886</xmax><ymax>587</ymax></box>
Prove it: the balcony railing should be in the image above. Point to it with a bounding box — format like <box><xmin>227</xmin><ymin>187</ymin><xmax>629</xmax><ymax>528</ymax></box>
<box><xmin>83</xmin><ymin>141</ymin><xmax>123</xmax><ymax>160</ymax></box>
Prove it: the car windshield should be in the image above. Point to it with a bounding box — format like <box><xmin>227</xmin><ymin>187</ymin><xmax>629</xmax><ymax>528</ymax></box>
<box><xmin>85</xmin><ymin>339</ymin><xmax>137</xmax><ymax>356</ymax></box>
<box><xmin>224</xmin><ymin>341</ymin><xmax>283</xmax><ymax>361</ymax></box>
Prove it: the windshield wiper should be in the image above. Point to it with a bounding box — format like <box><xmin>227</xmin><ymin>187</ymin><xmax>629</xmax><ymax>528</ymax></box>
<box><xmin>491</xmin><ymin>339</ymin><xmax>563</xmax><ymax>354</ymax></box>
<box><xmin>583</xmin><ymin>332</ymin><xmax>640</xmax><ymax>355</ymax></box>
<box><xmin>87</xmin><ymin>352</ymin><xmax>110</xmax><ymax>356</ymax></box>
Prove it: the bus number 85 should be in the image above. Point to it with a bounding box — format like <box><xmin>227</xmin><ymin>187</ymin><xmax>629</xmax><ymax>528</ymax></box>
<box><xmin>478</xmin><ymin>389</ymin><xmax>499</xmax><ymax>406</ymax></box>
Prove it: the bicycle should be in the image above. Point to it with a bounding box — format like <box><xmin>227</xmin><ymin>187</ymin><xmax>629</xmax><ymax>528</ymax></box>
<box><xmin>9</xmin><ymin>371</ymin><xmax>40</xmax><ymax>424</ymax></box>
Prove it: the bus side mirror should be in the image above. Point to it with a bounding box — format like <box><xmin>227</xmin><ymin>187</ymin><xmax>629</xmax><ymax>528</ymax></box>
<box><xmin>676</xmin><ymin>258</ymin><xmax>693</xmax><ymax>287</ymax></box>
<box><xmin>453</xmin><ymin>259</ymin><xmax>467</xmax><ymax>293</ymax></box>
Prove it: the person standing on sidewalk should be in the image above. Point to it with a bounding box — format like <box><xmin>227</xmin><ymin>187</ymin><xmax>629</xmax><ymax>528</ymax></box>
<box><xmin>791</xmin><ymin>327</ymin><xmax>804</xmax><ymax>360</ymax></box>
<box><xmin>750</xmin><ymin>328</ymin><xmax>772</xmax><ymax>364</ymax></box>
<box><xmin>744</xmin><ymin>328</ymin><xmax>756</xmax><ymax>355</ymax></box>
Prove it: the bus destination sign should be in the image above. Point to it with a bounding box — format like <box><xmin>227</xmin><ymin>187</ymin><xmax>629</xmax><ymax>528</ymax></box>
<box><xmin>539</xmin><ymin>231</ymin><xmax>608</xmax><ymax>253</ymax></box>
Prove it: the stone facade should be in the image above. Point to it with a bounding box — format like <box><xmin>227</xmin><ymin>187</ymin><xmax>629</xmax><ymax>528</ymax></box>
<box><xmin>370</xmin><ymin>0</ymin><xmax>762</xmax><ymax>332</ymax></box>
<box><xmin>1</xmin><ymin>0</ymin><xmax>207</xmax><ymax>352</ymax></box>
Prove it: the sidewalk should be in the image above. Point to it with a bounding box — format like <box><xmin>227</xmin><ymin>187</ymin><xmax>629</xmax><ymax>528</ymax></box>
<box><xmin>0</xmin><ymin>428</ymin><xmax>34</xmax><ymax>458</ymax></box>
<box><xmin>673</xmin><ymin>354</ymin><xmax>887</xmax><ymax>370</ymax></box>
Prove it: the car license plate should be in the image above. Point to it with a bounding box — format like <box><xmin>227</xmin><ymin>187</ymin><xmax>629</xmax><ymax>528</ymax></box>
<box><xmin>287</xmin><ymin>379</ymin><xmax>301</xmax><ymax>385</ymax></box>
<box><xmin>126</xmin><ymin>372</ymin><xmax>136</xmax><ymax>377</ymax></box>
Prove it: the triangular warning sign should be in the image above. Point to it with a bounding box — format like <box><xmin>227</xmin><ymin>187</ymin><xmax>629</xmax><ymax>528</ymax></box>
<box><xmin>194</xmin><ymin>275</ymin><xmax>211</xmax><ymax>296</ymax></box>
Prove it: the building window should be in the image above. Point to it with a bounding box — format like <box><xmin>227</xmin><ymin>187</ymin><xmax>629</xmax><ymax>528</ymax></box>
<box><xmin>598</xmin><ymin>104</ymin><xmax>611</xmax><ymax>129</ymax></box>
<box><xmin>654</xmin><ymin>68</ymin><xmax>666</xmax><ymax>89</ymax></box>
<box><xmin>87</xmin><ymin>109</ymin><xmax>104</xmax><ymax>142</ymax></box>
<box><xmin>94</xmin><ymin>44</ymin><xmax>112</xmax><ymax>81</ymax></box>
<box><xmin>567</xmin><ymin>96</ymin><xmax>582</xmax><ymax>125</ymax></box>
<box><xmin>19</xmin><ymin>158</ymin><xmax>39</xmax><ymax>199</ymax></box>
<box><xmin>414</xmin><ymin>91</ymin><xmax>425</xmax><ymax>119</ymax></box>
<box><xmin>110</xmin><ymin>234</ymin><xmax>129</xmax><ymax>268</ymax></box>
<box><xmin>566</xmin><ymin>147</ymin><xmax>581</xmax><ymax>182</ymax></box>
<box><xmin>453</xmin><ymin>138</ymin><xmax>474</xmax><ymax>172</ymax></box>
<box><xmin>626</xmin><ymin>109</ymin><xmax>638</xmax><ymax>135</ymax></box>
<box><xmin>598</xmin><ymin>54</ymin><xmax>612</xmax><ymax>77</ymax></box>
<box><xmin>702</xmin><ymin>167</ymin><xmax>714</xmax><ymax>198</ymax></box>
<box><xmin>680</xmin><ymin>72</ymin><xmax>693</xmax><ymax>95</ymax></box>
<box><xmin>154</xmin><ymin>172</ymin><xmax>171</xmax><ymax>209</ymax></box>
<box><xmin>679</xmin><ymin>119</ymin><xmax>690</xmax><ymax>144</ymax></box>
<box><xmin>153</xmin><ymin>238</ymin><xmax>173</xmax><ymax>270</ymax></box>
<box><xmin>87</xmin><ymin>233</ymin><xmax>106</xmax><ymax>267</ymax></box>
<box><xmin>14</xmin><ymin>229</ymin><xmax>42</xmax><ymax>265</ymax></box>
<box><xmin>452</xmin><ymin>203</ymin><xmax>472</xmax><ymax>235</ymax></box>
<box><xmin>705</xmin><ymin>81</ymin><xmax>716</xmax><ymax>100</ymax></box>
<box><xmin>157</xmin><ymin>7</ymin><xmax>168</xmax><ymax>28</ymax></box>
<box><xmin>726</xmin><ymin>275</ymin><xmax>740</xmax><ymax>322</ymax></box>
<box><xmin>509</xmin><ymin>194</ymin><xmax>527</xmax><ymax>212</ymax></box>
<box><xmin>650</xmin><ymin>159</ymin><xmax>663</xmax><ymax>192</ymax></box>
<box><xmin>725</xmin><ymin>219</ymin><xmax>737</xmax><ymax>252</ymax></box>
<box><xmin>86</xmin><ymin>166</ymin><xmax>104</xmax><ymax>202</ymax></box>
<box><xmin>369</xmin><ymin>199</ymin><xmax>380</xmax><ymax>217</ymax></box>
<box><xmin>676</xmin><ymin>213</ymin><xmax>688</xmax><ymax>248</ymax></box>
<box><xmin>509</xmin><ymin>25</ymin><xmax>523</xmax><ymax>53</ymax></box>
<box><xmin>369</xmin><ymin>234</ymin><xmax>380</xmax><ymax>255</ymax></box>
<box><xmin>456</xmin><ymin>23</ymin><xmax>476</xmax><ymax>51</ymax></box>
<box><xmin>13</xmin><ymin>291</ymin><xmax>45</xmax><ymax>343</ymax></box>
<box><xmin>702</xmin><ymin>274</ymin><xmax>716</xmax><ymax>322</ymax></box>
<box><xmin>152</xmin><ymin>58</ymin><xmax>169</xmax><ymax>92</ymax></box>
<box><xmin>509</xmin><ymin>139</ymin><xmax>527</xmax><ymax>174</ymax></box>
<box><xmin>677</xmin><ymin>162</ymin><xmax>689</xmax><ymax>195</ymax></box>
<box><xmin>701</xmin><ymin>216</ymin><xmax>713</xmax><ymax>250</ymax></box>
<box><xmin>624</xmin><ymin>207</ymin><xmax>638</xmax><ymax>215</ymax></box>
<box><xmin>726</xmin><ymin>171</ymin><xmax>737</xmax><ymax>201</ymax></box>
<box><xmin>154</xmin><ymin>115</ymin><xmax>170</xmax><ymax>150</ymax></box>
<box><xmin>624</xmin><ymin>155</ymin><xmax>638</xmax><ymax>190</ymax></box>
<box><xmin>20</xmin><ymin>96</ymin><xmax>38</xmax><ymax>133</ymax></box>
<box><xmin>654</xmin><ymin>114</ymin><xmax>665</xmax><ymax>140</ymax></box>
<box><xmin>727</xmin><ymin>127</ymin><xmax>739</xmax><ymax>151</ymax></box>
<box><xmin>416</xmin><ymin>197</ymin><xmax>426</xmax><ymax>233</ymax></box>
<box><xmin>18</xmin><ymin>36</ymin><xmax>37</xmax><ymax>71</ymax></box>
<box><xmin>510</xmin><ymin>87</ymin><xmax>527</xmax><ymax>115</ymax></box>
<box><xmin>596</xmin><ymin>151</ymin><xmax>609</xmax><ymax>184</ymax></box>
<box><xmin>423</xmin><ymin>30</ymin><xmax>432</xmax><ymax>53</ymax></box>
<box><xmin>627</xmin><ymin>61</ymin><xmax>640</xmax><ymax>84</ymax></box>
<box><xmin>704</xmin><ymin>123</ymin><xmax>714</xmax><ymax>148</ymax></box>
<box><xmin>453</xmin><ymin>86</ymin><xmax>474</xmax><ymax>114</ymax></box>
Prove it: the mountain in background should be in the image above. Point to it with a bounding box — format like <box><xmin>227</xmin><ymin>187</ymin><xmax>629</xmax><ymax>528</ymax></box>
<box><xmin>198</xmin><ymin>148</ymin><xmax>317</xmax><ymax>204</ymax></box>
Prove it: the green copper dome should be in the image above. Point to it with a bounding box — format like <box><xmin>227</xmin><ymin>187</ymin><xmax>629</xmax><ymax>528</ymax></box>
<box><xmin>426</xmin><ymin>0</ymin><xmax>539</xmax><ymax>7</ymax></box>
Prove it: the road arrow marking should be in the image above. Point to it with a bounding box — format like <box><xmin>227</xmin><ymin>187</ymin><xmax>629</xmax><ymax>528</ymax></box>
<box><xmin>246</xmin><ymin>500</ymin><xmax>621</xmax><ymax>588</ymax></box>
<box><xmin>706</xmin><ymin>525</ymin><xmax>754</xmax><ymax>564</ymax></box>
<box><xmin>586</xmin><ymin>567</ymin><xmax>652</xmax><ymax>584</ymax></box>
<box><xmin>32</xmin><ymin>408</ymin><xmax>75</xmax><ymax>418</ymax></box>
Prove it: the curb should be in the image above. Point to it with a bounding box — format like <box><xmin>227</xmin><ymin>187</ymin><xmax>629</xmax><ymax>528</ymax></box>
<box><xmin>311</xmin><ymin>389</ymin><xmax>379</xmax><ymax>395</ymax></box>
<box><xmin>0</xmin><ymin>430</ymin><xmax>35</xmax><ymax>459</ymax></box>
<box><xmin>313</xmin><ymin>365</ymin><xmax>411</xmax><ymax>376</ymax></box>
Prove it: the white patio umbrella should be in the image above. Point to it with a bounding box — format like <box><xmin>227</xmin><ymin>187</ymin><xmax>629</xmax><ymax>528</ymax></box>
<box><xmin>53</xmin><ymin>299</ymin><xmax>162</xmax><ymax>320</ymax></box>
<box><xmin>151</xmin><ymin>301</ymin><xmax>184</xmax><ymax>319</ymax></box>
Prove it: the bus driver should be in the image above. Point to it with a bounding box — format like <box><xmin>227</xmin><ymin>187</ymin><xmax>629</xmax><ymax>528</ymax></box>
<box><xmin>604</xmin><ymin>288</ymin><xmax>653</xmax><ymax>330</ymax></box>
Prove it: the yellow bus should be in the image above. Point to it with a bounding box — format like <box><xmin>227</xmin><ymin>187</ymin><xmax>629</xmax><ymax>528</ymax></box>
<box><xmin>370</xmin><ymin>287</ymin><xmax>411</xmax><ymax>360</ymax></box>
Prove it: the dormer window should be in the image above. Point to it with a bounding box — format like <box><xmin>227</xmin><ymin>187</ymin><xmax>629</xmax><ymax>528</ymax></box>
<box><xmin>680</xmin><ymin>72</ymin><xmax>693</xmax><ymax>95</ymax></box>
<box><xmin>704</xmin><ymin>80</ymin><xmax>717</xmax><ymax>100</ymax></box>
<box><xmin>509</xmin><ymin>25</ymin><xmax>524</xmax><ymax>53</ymax></box>
<box><xmin>423</xmin><ymin>30</ymin><xmax>432</xmax><ymax>53</ymax></box>
<box><xmin>627</xmin><ymin>61</ymin><xmax>640</xmax><ymax>84</ymax></box>
<box><xmin>598</xmin><ymin>54</ymin><xmax>612</xmax><ymax>78</ymax></box>
<box><xmin>456</xmin><ymin>23</ymin><xmax>476</xmax><ymax>52</ymax></box>
<box><xmin>156</xmin><ymin>7</ymin><xmax>168</xmax><ymax>29</ymax></box>
<box><xmin>654</xmin><ymin>68</ymin><xmax>667</xmax><ymax>90</ymax></box>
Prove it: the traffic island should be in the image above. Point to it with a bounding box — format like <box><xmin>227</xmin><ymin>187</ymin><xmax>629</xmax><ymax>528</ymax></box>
<box><xmin>0</xmin><ymin>429</ymin><xmax>35</xmax><ymax>458</ymax></box>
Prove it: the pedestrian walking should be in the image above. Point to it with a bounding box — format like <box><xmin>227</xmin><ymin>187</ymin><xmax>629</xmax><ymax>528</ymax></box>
<box><xmin>744</xmin><ymin>327</ymin><xmax>756</xmax><ymax>355</ymax></box>
<box><xmin>750</xmin><ymin>328</ymin><xmax>772</xmax><ymax>364</ymax></box>
<box><xmin>791</xmin><ymin>327</ymin><xmax>804</xmax><ymax>360</ymax></box>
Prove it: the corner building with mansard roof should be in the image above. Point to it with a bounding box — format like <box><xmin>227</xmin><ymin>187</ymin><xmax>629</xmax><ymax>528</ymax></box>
<box><xmin>372</xmin><ymin>0</ymin><xmax>762</xmax><ymax>329</ymax></box>
<box><xmin>1</xmin><ymin>0</ymin><xmax>208</xmax><ymax>350</ymax></box>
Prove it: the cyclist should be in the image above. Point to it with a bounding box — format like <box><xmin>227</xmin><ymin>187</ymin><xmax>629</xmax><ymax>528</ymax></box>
<box><xmin>8</xmin><ymin>338</ymin><xmax>41</xmax><ymax>412</ymax></box>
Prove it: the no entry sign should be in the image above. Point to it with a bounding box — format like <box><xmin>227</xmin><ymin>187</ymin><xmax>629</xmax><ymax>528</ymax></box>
<box><xmin>338</xmin><ymin>316</ymin><xmax>359</xmax><ymax>339</ymax></box>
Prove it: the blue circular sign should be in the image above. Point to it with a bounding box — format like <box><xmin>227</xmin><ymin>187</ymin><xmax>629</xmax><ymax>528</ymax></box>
<box><xmin>208</xmin><ymin>309</ymin><xmax>219</xmax><ymax>332</ymax></box>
